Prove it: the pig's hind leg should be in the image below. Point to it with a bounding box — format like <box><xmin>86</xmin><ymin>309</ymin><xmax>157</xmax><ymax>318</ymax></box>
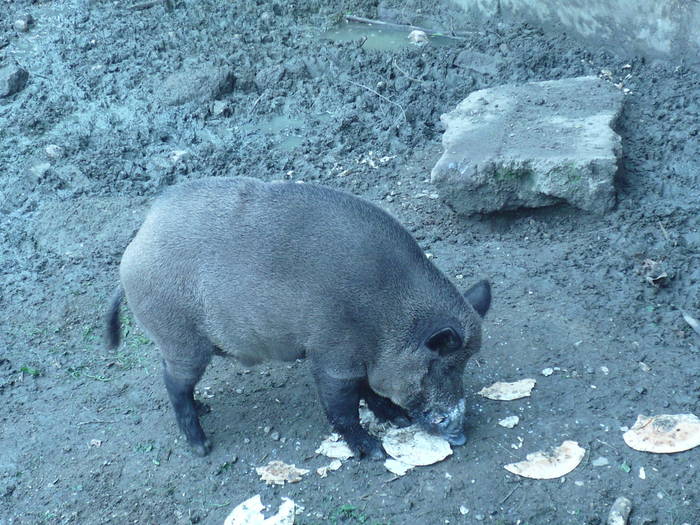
<box><xmin>159</xmin><ymin>337</ymin><xmax>214</xmax><ymax>457</ymax></box>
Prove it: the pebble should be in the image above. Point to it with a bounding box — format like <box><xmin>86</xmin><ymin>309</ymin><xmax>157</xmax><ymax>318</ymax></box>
<box><xmin>541</xmin><ymin>367</ymin><xmax>554</xmax><ymax>376</ymax></box>
<box><xmin>592</xmin><ymin>456</ymin><xmax>610</xmax><ymax>467</ymax></box>
<box><xmin>14</xmin><ymin>19</ymin><xmax>30</xmax><ymax>32</ymax></box>
<box><xmin>14</xmin><ymin>14</ymin><xmax>34</xmax><ymax>33</ymax></box>
<box><xmin>270</xmin><ymin>431</ymin><xmax>280</xmax><ymax>441</ymax></box>
<box><xmin>45</xmin><ymin>144</ymin><xmax>64</xmax><ymax>159</ymax></box>
<box><xmin>498</xmin><ymin>416</ymin><xmax>520</xmax><ymax>428</ymax></box>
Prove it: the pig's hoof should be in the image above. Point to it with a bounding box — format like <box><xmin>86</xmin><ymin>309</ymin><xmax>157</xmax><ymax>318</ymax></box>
<box><xmin>365</xmin><ymin>443</ymin><xmax>387</xmax><ymax>461</ymax></box>
<box><xmin>351</xmin><ymin>436</ymin><xmax>386</xmax><ymax>461</ymax></box>
<box><xmin>191</xmin><ymin>439</ymin><xmax>213</xmax><ymax>457</ymax></box>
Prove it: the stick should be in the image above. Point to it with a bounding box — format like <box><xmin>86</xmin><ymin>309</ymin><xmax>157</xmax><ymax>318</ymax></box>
<box><xmin>500</xmin><ymin>483</ymin><xmax>520</xmax><ymax>504</ymax></box>
<box><xmin>78</xmin><ymin>420</ymin><xmax>115</xmax><ymax>426</ymax></box>
<box><xmin>347</xmin><ymin>79</ymin><xmax>406</xmax><ymax>125</ymax></box>
<box><xmin>128</xmin><ymin>0</ymin><xmax>165</xmax><ymax>11</ymax></box>
<box><xmin>392</xmin><ymin>58</ymin><xmax>423</xmax><ymax>83</ymax></box>
<box><xmin>345</xmin><ymin>15</ymin><xmax>471</xmax><ymax>40</ymax></box>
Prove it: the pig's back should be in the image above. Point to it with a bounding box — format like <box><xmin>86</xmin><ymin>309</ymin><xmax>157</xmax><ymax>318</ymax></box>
<box><xmin>123</xmin><ymin>176</ymin><xmax>456</xmax><ymax>362</ymax></box>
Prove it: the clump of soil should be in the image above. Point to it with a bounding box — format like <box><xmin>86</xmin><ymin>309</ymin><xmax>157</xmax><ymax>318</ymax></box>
<box><xmin>1</xmin><ymin>1</ymin><xmax>699</xmax><ymax>524</ymax></box>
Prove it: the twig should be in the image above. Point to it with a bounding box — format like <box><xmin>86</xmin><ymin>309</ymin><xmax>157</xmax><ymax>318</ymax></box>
<box><xmin>500</xmin><ymin>483</ymin><xmax>520</xmax><ymax>504</ymax></box>
<box><xmin>392</xmin><ymin>58</ymin><xmax>423</xmax><ymax>83</ymax></box>
<box><xmin>78</xmin><ymin>420</ymin><xmax>115</xmax><ymax>426</ymax></box>
<box><xmin>345</xmin><ymin>15</ymin><xmax>472</xmax><ymax>40</ymax></box>
<box><xmin>128</xmin><ymin>0</ymin><xmax>165</xmax><ymax>10</ymax></box>
<box><xmin>346</xmin><ymin>79</ymin><xmax>406</xmax><ymax>125</ymax></box>
<box><xmin>249</xmin><ymin>93</ymin><xmax>264</xmax><ymax>113</ymax></box>
<box><xmin>658</xmin><ymin>221</ymin><xmax>669</xmax><ymax>240</ymax></box>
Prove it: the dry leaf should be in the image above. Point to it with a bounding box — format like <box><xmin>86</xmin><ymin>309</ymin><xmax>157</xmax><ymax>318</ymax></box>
<box><xmin>478</xmin><ymin>379</ymin><xmax>536</xmax><ymax>400</ymax></box>
<box><xmin>315</xmin><ymin>434</ymin><xmax>354</xmax><ymax>460</ymax></box>
<box><xmin>382</xmin><ymin>426</ymin><xmax>452</xmax><ymax>466</ymax></box>
<box><xmin>256</xmin><ymin>461</ymin><xmax>309</xmax><ymax>486</ymax></box>
<box><xmin>623</xmin><ymin>414</ymin><xmax>700</xmax><ymax>453</ymax></box>
<box><xmin>504</xmin><ymin>440</ymin><xmax>585</xmax><ymax>479</ymax></box>
<box><xmin>224</xmin><ymin>495</ymin><xmax>295</xmax><ymax>525</ymax></box>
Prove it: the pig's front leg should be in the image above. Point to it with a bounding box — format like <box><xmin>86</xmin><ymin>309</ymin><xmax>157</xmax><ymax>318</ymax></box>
<box><xmin>312</xmin><ymin>365</ymin><xmax>386</xmax><ymax>460</ymax></box>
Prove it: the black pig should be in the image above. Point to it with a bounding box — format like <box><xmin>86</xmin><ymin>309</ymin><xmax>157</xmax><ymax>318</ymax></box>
<box><xmin>106</xmin><ymin>177</ymin><xmax>490</xmax><ymax>459</ymax></box>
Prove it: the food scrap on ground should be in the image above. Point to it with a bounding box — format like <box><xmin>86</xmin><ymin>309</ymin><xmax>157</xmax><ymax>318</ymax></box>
<box><xmin>224</xmin><ymin>495</ymin><xmax>295</xmax><ymax>525</ymax></box>
<box><xmin>382</xmin><ymin>425</ymin><xmax>453</xmax><ymax>467</ymax></box>
<box><xmin>315</xmin><ymin>433</ymin><xmax>354</xmax><ymax>460</ymax></box>
<box><xmin>622</xmin><ymin>414</ymin><xmax>700</xmax><ymax>453</ymax></box>
<box><xmin>316</xmin><ymin>459</ymin><xmax>343</xmax><ymax>478</ymax></box>
<box><xmin>478</xmin><ymin>378</ymin><xmax>537</xmax><ymax>400</ymax></box>
<box><xmin>255</xmin><ymin>461</ymin><xmax>309</xmax><ymax>486</ymax></box>
<box><xmin>504</xmin><ymin>440</ymin><xmax>585</xmax><ymax>479</ymax></box>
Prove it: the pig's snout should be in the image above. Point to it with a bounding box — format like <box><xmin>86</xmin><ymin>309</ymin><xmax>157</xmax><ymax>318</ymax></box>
<box><xmin>423</xmin><ymin>399</ymin><xmax>467</xmax><ymax>446</ymax></box>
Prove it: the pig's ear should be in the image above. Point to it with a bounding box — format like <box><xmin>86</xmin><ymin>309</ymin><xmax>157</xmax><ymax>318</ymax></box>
<box><xmin>426</xmin><ymin>327</ymin><xmax>463</xmax><ymax>353</ymax></box>
<box><xmin>464</xmin><ymin>280</ymin><xmax>491</xmax><ymax>318</ymax></box>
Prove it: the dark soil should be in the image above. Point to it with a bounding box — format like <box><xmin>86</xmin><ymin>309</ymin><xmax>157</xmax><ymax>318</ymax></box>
<box><xmin>1</xmin><ymin>1</ymin><xmax>699</xmax><ymax>524</ymax></box>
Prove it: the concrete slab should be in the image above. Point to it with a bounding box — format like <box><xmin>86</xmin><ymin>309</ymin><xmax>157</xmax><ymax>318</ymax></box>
<box><xmin>431</xmin><ymin>76</ymin><xmax>624</xmax><ymax>214</ymax></box>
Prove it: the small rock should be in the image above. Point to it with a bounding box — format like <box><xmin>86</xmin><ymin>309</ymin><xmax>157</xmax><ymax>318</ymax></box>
<box><xmin>592</xmin><ymin>456</ymin><xmax>610</xmax><ymax>467</ymax></box>
<box><xmin>638</xmin><ymin>362</ymin><xmax>651</xmax><ymax>372</ymax></box>
<box><xmin>263</xmin><ymin>426</ymin><xmax>271</xmax><ymax>434</ymax></box>
<box><xmin>606</xmin><ymin>496</ymin><xmax>632</xmax><ymax>525</ymax></box>
<box><xmin>211</xmin><ymin>100</ymin><xmax>230</xmax><ymax>117</ymax></box>
<box><xmin>45</xmin><ymin>144</ymin><xmax>64</xmax><ymax>159</ymax></box>
<box><xmin>14</xmin><ymin>14</ymin><xmax>33</xmax><ymax>32</ymax></box>
<box><xmin>498</xmin><ymin>416</ymin><xmax>520</xmax><ymax>428</ymax></box>
<box><xmin>408</xmin><ymin>30</ymin><xmax>428</xmax><ymax>45</ymax></box>
<box><xmin>0</xmin><ymin>66</ymin><xmax>29</xmax><ymax>98</ymax></box>
<box><xmin>270</xmin><ymin>431</ymin><xmax>280</xmax><ymax>441</ymax></box>
<box><xmin>14</xmin><ymin>19</ymin><xmax>30</xmax><ymax>32</ymax></box>
<box><xmin>541</xmin><ymin>367</ymin><xmax>554</xmax><ymax>376</ymax></box>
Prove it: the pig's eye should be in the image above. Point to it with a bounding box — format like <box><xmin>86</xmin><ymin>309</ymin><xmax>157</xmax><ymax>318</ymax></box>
<box><xmin>425</xmin><ymin>327</ymin><xmax>463</xmax><ymax>354</ymax></box>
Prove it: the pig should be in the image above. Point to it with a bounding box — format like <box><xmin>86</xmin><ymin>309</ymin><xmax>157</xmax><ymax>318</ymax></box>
<box><xmin>105</xmin><ymin>176</ymin><xmax>490</xmax><ymax>459</ymax></box>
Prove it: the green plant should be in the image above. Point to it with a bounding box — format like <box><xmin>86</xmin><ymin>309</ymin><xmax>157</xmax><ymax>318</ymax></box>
<box><xmin>20</xmin><ymin>366</ymin><xmax>41</xmax><ymax>377</ymax></box>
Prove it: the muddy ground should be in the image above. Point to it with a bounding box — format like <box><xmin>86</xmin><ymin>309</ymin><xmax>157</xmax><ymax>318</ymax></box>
<box><xmin>1</xmin><ymin>0</ymin><xmax>699</xmax><ymax>524</ymax></box>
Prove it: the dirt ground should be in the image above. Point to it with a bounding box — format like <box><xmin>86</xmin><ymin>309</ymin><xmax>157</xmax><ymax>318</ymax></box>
<box><xmin>1</xmin><ymin>1</ymin><xmax>699</xmax><ymax>524</ymax></box>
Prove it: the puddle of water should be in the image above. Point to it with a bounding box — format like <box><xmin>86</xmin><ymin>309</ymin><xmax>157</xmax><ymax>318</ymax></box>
<box><xmin>324</xmin><ymin>22</ymin><xmax>456</xmax><ymax>51</ymax></box>
<box><xmin>238</xmin><ymin>115</ymin><xmax>305</xmax><ymax>151</ymax></box>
